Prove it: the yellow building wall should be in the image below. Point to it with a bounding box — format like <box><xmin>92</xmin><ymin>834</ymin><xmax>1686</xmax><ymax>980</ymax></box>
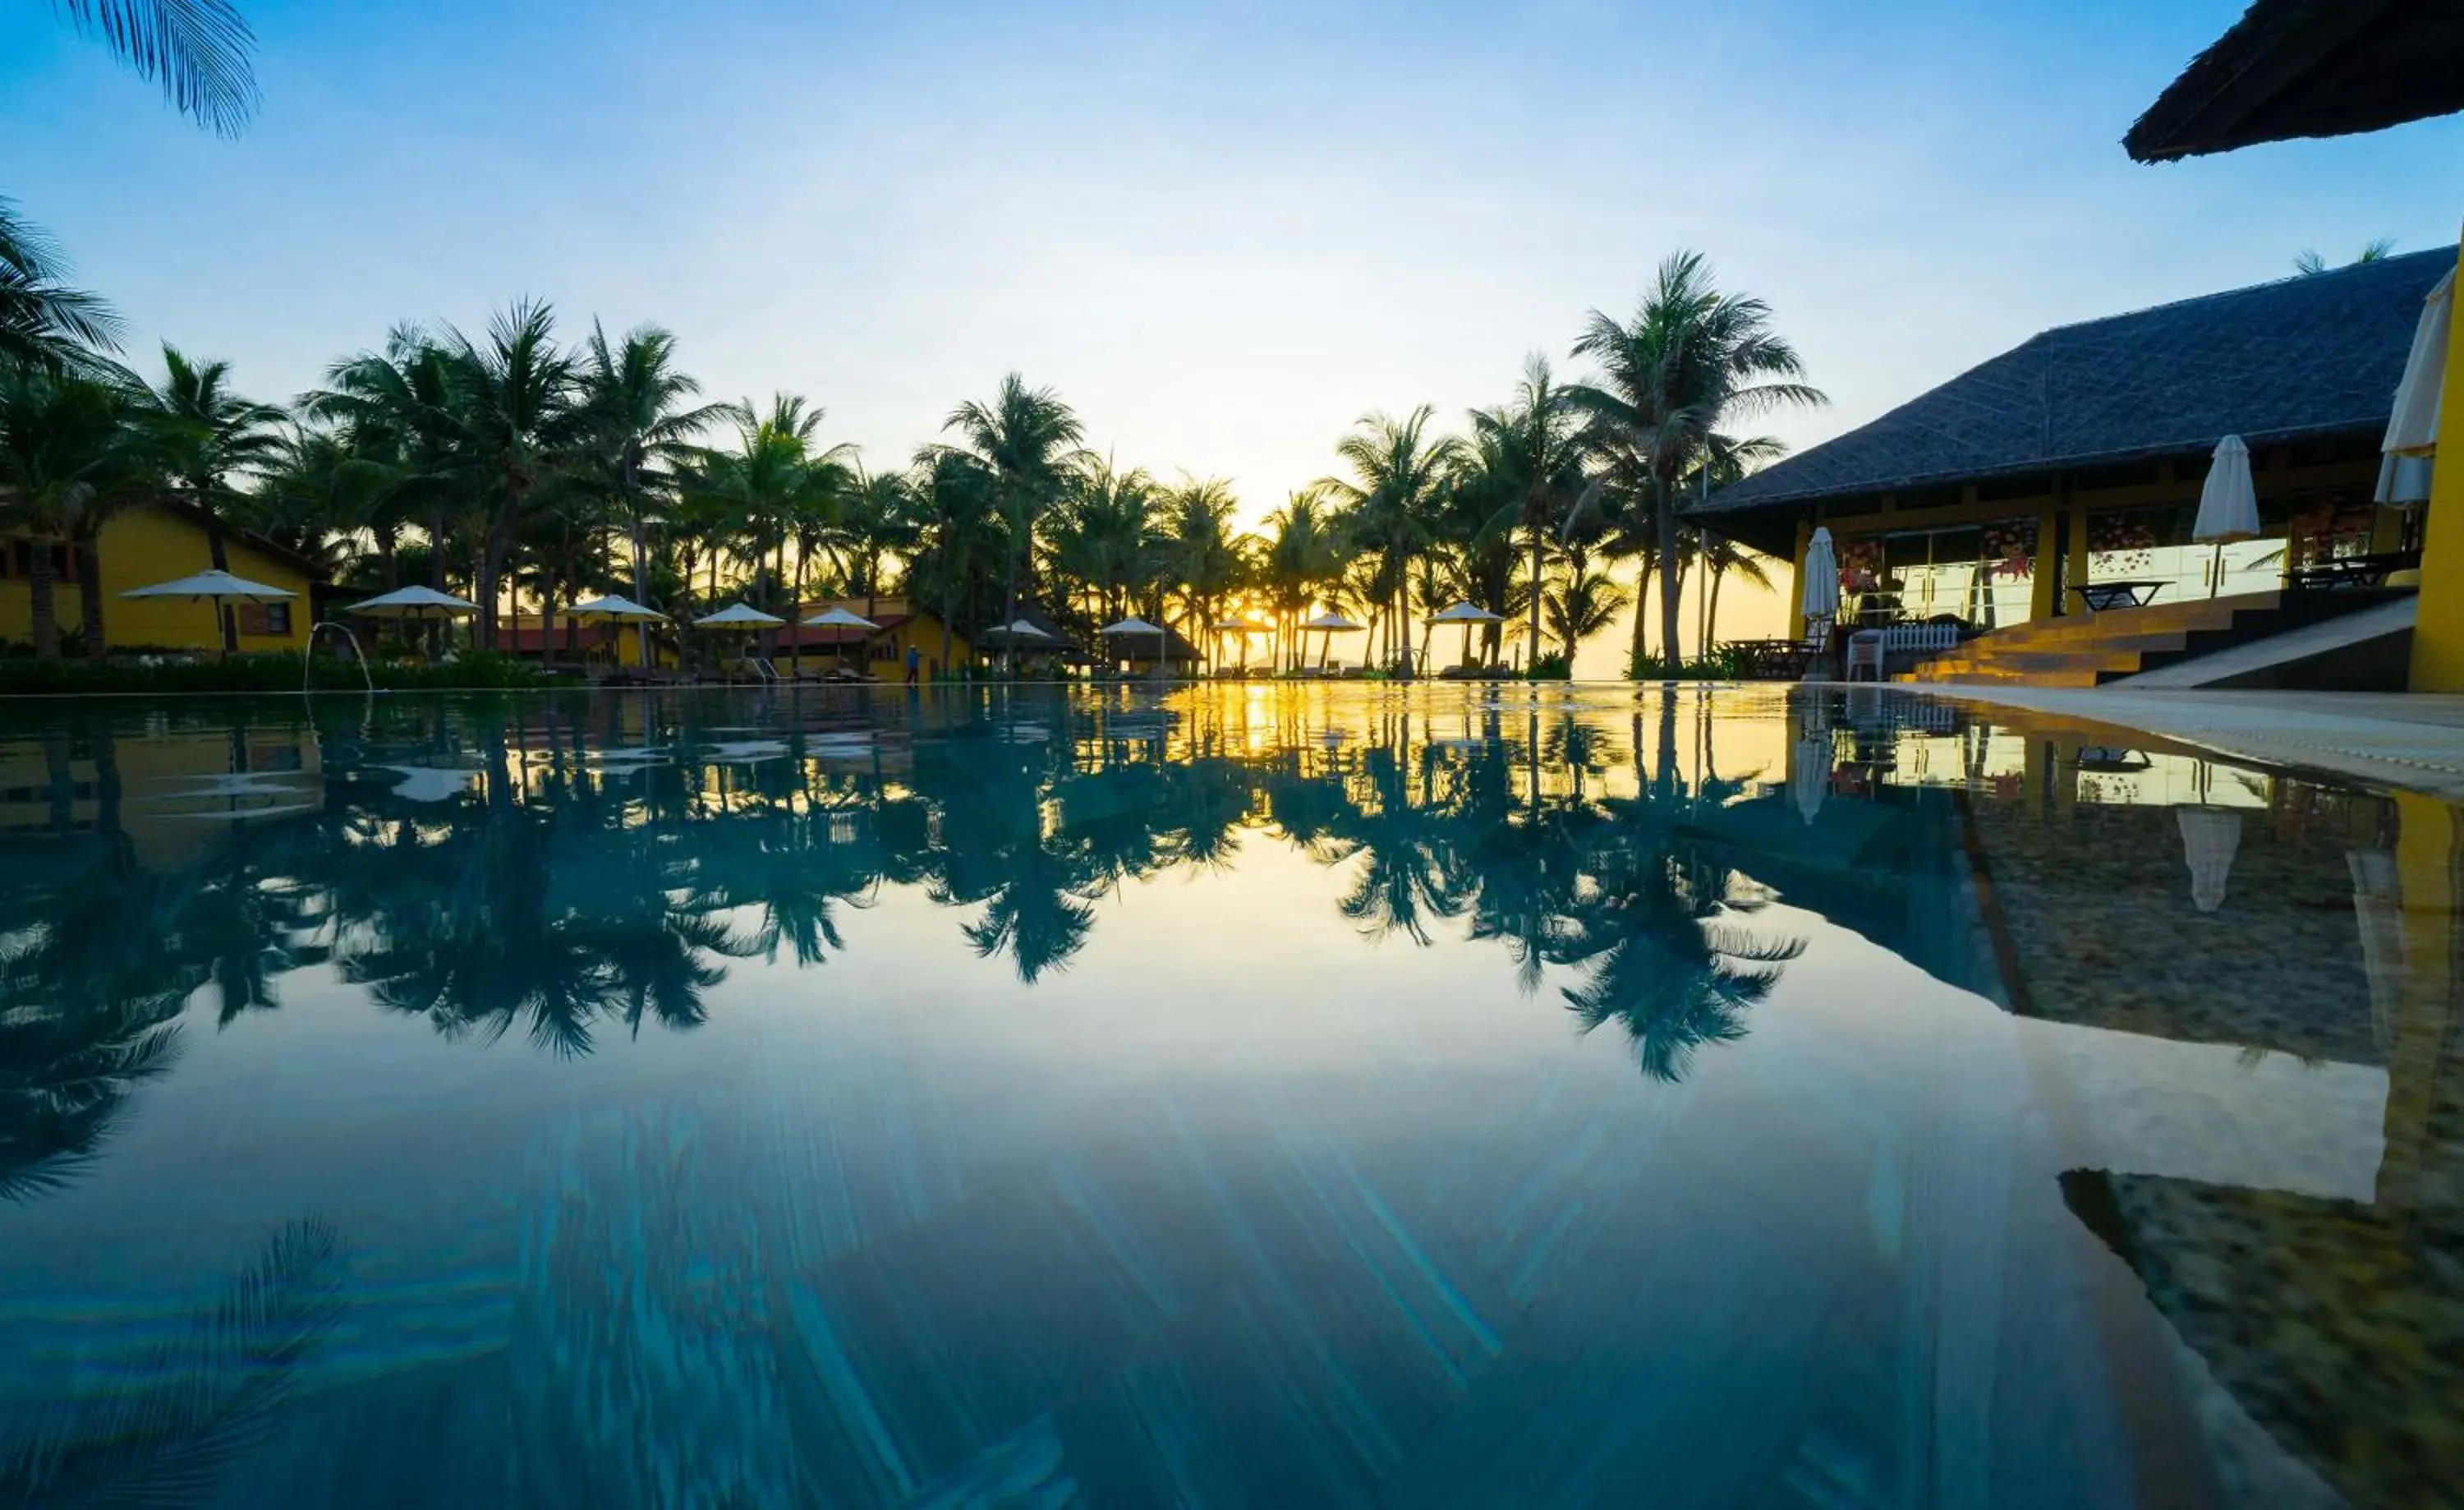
<box><xmin>2407</xmin><ymin>233</ymin><xmax>2464</xmax><ymax>690</ymax></box>
<box><xmin>0</xmin><ymin>507</ymin><xmax>314</xmax><ymax>653</ymax></box>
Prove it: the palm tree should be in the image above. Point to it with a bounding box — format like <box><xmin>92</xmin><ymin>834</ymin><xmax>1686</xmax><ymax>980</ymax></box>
<box><xmin>49</xmin><ymin>0</ymin><xmax>260</xmax><ymax>135</ymax></box>
<box><xmin>690</xmin><ymin>394</ymin><xmax>853</xmax><ymax>653</ymax></box>
<box><xmin>133</xmin><ymin>345</ymin><xmax>287</xmax><ymax>649</ymax></box>
<box><xmin>903</xmin><ymin>449</ymin><xmax>1002</xmax><ymax>676</ymax></box>
<box><xmin>0</xmin><ymin>366</ymin><xmax>155</xmax><ymax>660</ymax></box>
<box><xmin>1321</xmin><ymin>406</ymin><xmax>1461</xmax><ymax>676</ymax></box>
<box><xmin>442</xmin><ymin>299</ymin><xmax>585</xmax><ymax>646</ymax></box>
<box><xmin>2295</xmin><ymin>237</ymin><xmax>2396</xmax><ymax>275</ymax></box>
<box><xmin>1164</xmin><ymin>474</ymin><xmax>1243</xmax><ymax>664</ymax></box>
<box><xmin>580</xmin><ymin>322</ymin><xmax>723</xmax><ymax>663</ymax></box>
<box><xmin>1570</xmin><ymin>251</ymin><xmax>1823</xmax><ymax>663</ymax></box>
<box><xmin>1469</xmin><ymin>355</ymin><xmax>1588</xmax><ymax>665</ymax></box>
<box><xmin>0</xmin><ymin>198</ymin><xmax>124</xmax><ymax>374</ymax></box>
<box><xmin>1544</xmin><ymin>547</ymin><xmax>1630</xmax><ymax>669</ymax></box>
<box><xmin>942</xmin><ymin>374</ymin><xmax>1085</xmax><ymax>669</ymax></box>
<box><xmin>1262</xmin><ymin>489</ymin><xmax>1344</xmax><ymax>672</ymax></box>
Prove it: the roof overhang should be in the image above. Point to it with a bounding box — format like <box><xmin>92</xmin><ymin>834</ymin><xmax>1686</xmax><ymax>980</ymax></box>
<box><xmin>2126</xmin><ymin>0</ymin><xmax>2464</xmax><ymax>162</ymax></box>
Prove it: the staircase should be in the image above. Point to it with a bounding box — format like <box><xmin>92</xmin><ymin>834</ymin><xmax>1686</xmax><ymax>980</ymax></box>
<box><xmin>1896</xmin><ymin>590</ymin><xmax>2407</xmax><ymax>688</ymax></box>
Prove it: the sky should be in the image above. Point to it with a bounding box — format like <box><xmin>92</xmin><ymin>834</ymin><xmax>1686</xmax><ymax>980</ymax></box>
<box><xmin>7</xmin><ymin>0</ymin><xmax>2463</xmax><ymax>658</ymax></box>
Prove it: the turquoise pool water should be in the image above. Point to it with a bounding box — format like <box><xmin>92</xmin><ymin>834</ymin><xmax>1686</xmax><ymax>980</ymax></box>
<box><xmin>0</xmin><ymin>684</ymin><xmax>2448</xmax><ymax>1508</ymax></box>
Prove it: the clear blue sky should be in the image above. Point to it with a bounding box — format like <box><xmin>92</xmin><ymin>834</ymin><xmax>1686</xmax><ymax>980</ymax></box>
<box><xmin>7</xmin><ymin>0</ymin><xmax>2461</xmax><ymax>517</ymax></box>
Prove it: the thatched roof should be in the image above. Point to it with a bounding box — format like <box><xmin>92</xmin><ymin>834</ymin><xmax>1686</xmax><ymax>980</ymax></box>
<box><xmin>2126</xmin><ymin>0</ymin><xmax>2464</xmax><ymax>163</ymax></box>
<box><xmin>1694</xmin><ymin>249</ymin><xmax>2448</xmax><ymax>539</ymax></box>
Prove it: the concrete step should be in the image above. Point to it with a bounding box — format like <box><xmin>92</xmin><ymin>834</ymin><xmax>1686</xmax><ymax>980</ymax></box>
<box><xmin>1900</xmin><ymin>665</ymin><xmax>2108</xmax><ymax>688</ymax></box>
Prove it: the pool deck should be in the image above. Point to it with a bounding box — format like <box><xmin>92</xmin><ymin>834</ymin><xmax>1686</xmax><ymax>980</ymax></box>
<box><xmin>1901</xmin><ymin>684</ymin><xmax>2464</xmax><ymax>799</ymax></box>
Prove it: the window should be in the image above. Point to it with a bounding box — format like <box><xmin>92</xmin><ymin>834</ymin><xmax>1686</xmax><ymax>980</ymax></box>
<box><xmin>0</xmin><ymin>539</ymin><xmax>75</xmax><ymax>581</ymax></box>
<box><xmin>238</xmin><ymin>601</ymin><xmax>293</xmax><ymax>637</ymax></box>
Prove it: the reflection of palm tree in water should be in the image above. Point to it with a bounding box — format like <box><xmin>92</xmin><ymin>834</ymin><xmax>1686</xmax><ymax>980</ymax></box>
<box><xmin>1561</xmin><ymin>823</ymin><xmax>1805</xmax><ymax>1082</ymax></box>
<box><xmin>0</xmin><ymin>1218</ymin><xmax>348</xmax><ymax>1507</ymax></box>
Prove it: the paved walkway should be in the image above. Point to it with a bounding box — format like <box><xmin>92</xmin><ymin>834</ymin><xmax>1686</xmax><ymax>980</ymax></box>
<box><xmin>1905</xmin><ymin>684</ymin><xmax>2464</xmax><ymax>799</ymax></box>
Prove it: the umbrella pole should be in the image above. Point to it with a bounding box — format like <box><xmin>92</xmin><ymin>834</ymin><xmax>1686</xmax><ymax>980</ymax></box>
<box><xmin>2209</xmin><ymin>541</ymin><xmax>2224</xmax><ymax>598</ymax></box>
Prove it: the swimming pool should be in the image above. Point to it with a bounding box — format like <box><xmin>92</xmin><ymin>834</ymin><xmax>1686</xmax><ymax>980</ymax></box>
<box><xmin>0</xmin><ymin>684</ymin><xmax>2444</xmax><ymax>1507</ymax></box>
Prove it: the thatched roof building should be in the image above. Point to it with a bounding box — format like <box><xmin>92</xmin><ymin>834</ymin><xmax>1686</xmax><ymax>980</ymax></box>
<box><xmin>1692</xmin><ymin>251</ymin><xmax>2447</xmax><ymax>557</ymax></box>
<box><xmin>2126</xmin><ymin>0</ymin><xmax>2464</xmax><ymax>163</ymax></box>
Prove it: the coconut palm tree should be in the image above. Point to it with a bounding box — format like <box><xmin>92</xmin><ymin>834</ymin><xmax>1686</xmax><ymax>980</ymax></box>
<box><xmin>942</xmin><ymin>374</ymin><xmax>1085</xmax><ymax>669</ymax></box>
<box><xmin>48</xmin><ymin>0</ymin><xmax>260</xmax><ymax>135</ymax></box>
<box><xmin>135</xmin><ymin>345</ymin><xmax>287</xmax><ymax>650</ymax></box>
<box><xmin>441</xmin><ymin>299</ymin><xmax>586</xmax><ymax>645</ymax></box>
<box><xmin>1570</xmin><ymin>251</ymin><xmax>1823</xmax><ymax>662</ymax></box>
<box><xmin>1469</xmin><ymin>355</ymin><xmax>1589</xmax><ymax>665</ymax></box>
<box><xmin>0</xmin><ymin>198</ymin><xmax>124</xmax><ymax>374</ymax></box>
<box><xmin>1262</xmin><ymin>489</ymin><xmax>1345</xmax><ymax>672</ymax></box>
<box><xmin>1321</xmin><ymin>406</ymin><xmax>1461</xmax><ymax>676</ymax></box>
<box><xmin>580</xmin><ymin>322</ymin><xmax>724</xmax><ymax>661</ymax></box>
<box><xmin>1544</xmin><ymin>547</ymin><xmax>1630</xmax><ymax>670</ymax></box>
<box><xmin>0</xmin><ymin>366</ymin><xmax>157</xmax><ymax>660</ymax></box>
<box><xmin>1163</xmin><ymin>474</ymin><xmax>1243</xmax><ymax>661</ymax></box>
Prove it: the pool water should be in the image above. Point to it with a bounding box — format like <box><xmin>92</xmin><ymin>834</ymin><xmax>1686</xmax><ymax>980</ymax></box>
<box><xmin>0</xmin><ymin>684</ymin><xmax>2452</xmax><ymax>1508</ymax></box>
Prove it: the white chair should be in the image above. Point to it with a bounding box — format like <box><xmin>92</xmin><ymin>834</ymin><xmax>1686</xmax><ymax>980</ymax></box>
<box><xmin>1845</xmin><ymin>630</ymin><xmax>1887</xmax><ymax>682</ymax></box>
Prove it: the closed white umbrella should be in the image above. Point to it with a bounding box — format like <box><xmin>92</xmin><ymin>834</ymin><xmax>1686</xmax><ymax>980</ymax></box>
<box><xmin>2177</xmin><ymin>807</ymin><xmax>2243</xmax><ymax>914</ymax></box>
<box><xmin>2384</xmin><ymin>268</ymin><xmax>2450</xmax><ymax>458</ymax></box>
<box><xmin>122</xmin><ymin>569</ymin><xmax>296</xmax><ymax>656</ymax></box>
<box><xmin>693</xmin><ymin>601</ymin><xmax>785</xmax><ymax>628</ymax></box>
<box><xmin>2192</xmin><ymin>435</ymin><xmax>2260</xmax><ymax>597</ymax></box>
<box><xmin>1791</xmin><ymin>732</ymin><xmax>1833</xmax><ymax>824</ymax></box>
<box><xmin>2377</xmin><ymin>268</ymin><xmax>2449</xmax><ymax>509</ymax></box>
<box><xmin>1800</xmin><ymin>527</ymin><xmax>1841</xmax><ymax>624</ymax></box>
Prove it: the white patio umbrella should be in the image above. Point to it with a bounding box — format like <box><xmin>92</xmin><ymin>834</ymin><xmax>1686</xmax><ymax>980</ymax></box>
<box><xmin>2191</xmin><ymin>435</ymin><xmax>2260</xmax><ymax>597</ymax></box>
<box><xmin>344</xmin><ymin>585</ymin><xmax>477</xmax><ymax>661</ymax></box>
<box><xmin>565</xmin><ymin>594</ymin><xmax>664</xmax><ymax>620</ymax></box>
<box><xmin>802</xmin><ymin>604</ymin><xmax>882</xmax><ymax>674</ymax></box>
<box><xmin>2177</xmin><ymin>806</ymin><xmax>2243</xmax><ymax>914</ymax></box>
<box><xmin>1430</xmin><ymin>601</ymin><xmax>1505</xmax><ymax>670</ymax></box>
<box><xmin>562</xmin><ymin>593</ymin><xmax>666</xmax><ymax>667</ymax></box>
<box><xmin>1300</xmin><ymin>610</ymin><xmax>1365</xmax><ymax>670</ymax></box>
<box><xmin>1101</xmin><ymin>615</ymin><xmax>1170</xmax><ymax>677</ymax></box>
<box><xmin>695</xmin><ymin>601</ymin><xmax>785</xmax><ymax>628</ymax></box>
<box><xmin>347</xmin><ymin>584</ymin><xmax>478</xmax><ymax>617</ymax></box>
<box><xmin>1801</xmin><ymin>527</ymin><xmax>1841</xmax><ymax>624</ymax></box>
<box><xmin>121</xmin><ymin>569</ymin><xmax>296</xmax><ymax>656</ymax></box>
<box><xmin>1210</xmin><ymin>616</ymin><xmax>1264</xmax><ymax>670</ymax></box>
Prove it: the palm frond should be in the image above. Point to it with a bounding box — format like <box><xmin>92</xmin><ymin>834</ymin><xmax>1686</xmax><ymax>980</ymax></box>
<box><xmin>53</xmin><ymin>0</ymin><xmax>260</xmax><ymax>136</ymax></box>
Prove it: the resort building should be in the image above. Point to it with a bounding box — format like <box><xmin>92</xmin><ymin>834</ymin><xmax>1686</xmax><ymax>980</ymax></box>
<box><xmin>778</xmin><ymin>597</ymin><xmax>972</xmax><ymax>679</ymax></box>
<box><xmin>1694</xmin><ymin>251</ymin><xmax>2447</xmax><ymax>643</ymax></box>
<box><xmin>0</xmin><ymin>501</ymin><xmax>318</xmax><ymax>655</ymax></box>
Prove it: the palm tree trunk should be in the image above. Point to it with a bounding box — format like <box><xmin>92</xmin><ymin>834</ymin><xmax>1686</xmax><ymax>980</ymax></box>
<box><xmin>1708</xmin><ymin>566</ymin><xmax>1727</xmax><ymax>658</ymax></box>
<box><xmin>1629</xmin><ymin>557</ymin><xmax>1652</xmax><ymax>676</ymax></box>
<box><xmin>29</xmin><ymin>538</ymin><xmax>59</xmax><ymax>660</ymax></box>
<box><xmin>1529</xmin><ymin>526</ymin><xmax>1546</xmax><ymax>670</ymax></box>
<box><xmin>1657</xmin><ymin>476</ymin><xmax>1683</xmax><ymax>666</ymax></box>
<box><xmin>76</xmin><ymin>532</ymin><xmax>106</xmax><ymax>662</ymax></box>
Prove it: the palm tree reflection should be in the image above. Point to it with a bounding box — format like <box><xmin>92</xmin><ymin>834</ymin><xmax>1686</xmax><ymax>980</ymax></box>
<box><xmin>1</xmin><ymin>689</ymin><xmax>1822</xmax><ymax>1131</ymax></box>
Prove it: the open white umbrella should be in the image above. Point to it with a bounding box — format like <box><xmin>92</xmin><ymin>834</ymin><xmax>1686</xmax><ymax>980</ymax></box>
<box><xmin>2192</xmin><ymin>435</ymin><xmax>2260</xmax><ymax>597</ymax></box>
<box><xmin>346</xmin><ymin>585</ymin><xmax>477</xmax><ymax>617</ymax></box>
<box><xmin>565</xmin><ymin>594</ymin><xmax>664</xmax><ymax>620</ymax></box>
<box><xmin>1101</xmin><ymin>615</ymin><xmax>1170</xmax><ymax>676</ymax></box>
<box><xmin>347</xmin><ymin>584</ymin><xmax>480</xmax><ymax>663</ymax></box>
<box><xmin>802</xmin><ymin>605</ymin><xmax>880</xmax><ymax>629</ymax></box>
<box><xmin>694</xmin><ymin>601</ymin><xmax>785</xmax><ymax>628</ymax></box>
<box><xmin>122</xmin><ymin>569</ymin><xmax>297</xmax><ymax>656</ymax></box>
<box><xmin>1299</xmin><ymin>610</ymin><xmax>1366</xmax><ymax>670</ymax></box>
<box><xmin>1800</xmin><ymin>527</ymin><xmax>1841</xmax><ymax>624</ymax></box>
<box><xmin>1430</xmin><ymin>601</ymin><xmax>1505</xmax><ymax>670</ymax></box>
